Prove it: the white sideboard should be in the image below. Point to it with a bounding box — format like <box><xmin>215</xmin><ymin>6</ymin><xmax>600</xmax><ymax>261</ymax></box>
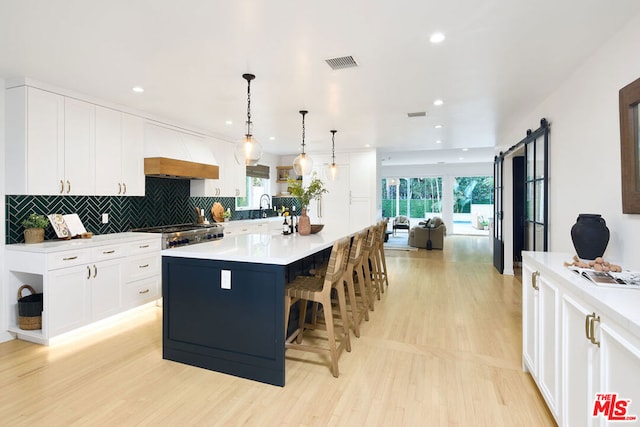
<box><xmin>523</xmin><ymin>252</ymin><xmax>640</xmax><ymax>426</ymax></box>
<box><xmin>5</xmin><ymin>233</ymin><xmax>161</xmax><ymax>345</ymax></box>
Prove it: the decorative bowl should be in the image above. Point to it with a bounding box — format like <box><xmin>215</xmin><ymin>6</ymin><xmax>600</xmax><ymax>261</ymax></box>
<box><xmin>310</xmin><ymin>224</ymin><xmax>324</xmax><ymax>234</ymax></box>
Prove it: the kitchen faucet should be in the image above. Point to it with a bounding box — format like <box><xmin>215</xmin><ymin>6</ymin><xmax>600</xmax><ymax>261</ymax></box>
<box><xmin>259</xmin><ymin>194</ymin><xmax>271</xmax><ymax>217</ymax></box>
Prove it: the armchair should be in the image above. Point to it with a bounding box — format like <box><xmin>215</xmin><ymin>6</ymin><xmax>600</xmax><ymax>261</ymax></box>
<box><xmin>408</xmin><ymin>217</ymin><xmax>447</xmax><ymax>249</ymax></box>
<box><xmin>392</xmin><ymin>216</ymin><xmax>410</xmax><ymax>236</ymax></box>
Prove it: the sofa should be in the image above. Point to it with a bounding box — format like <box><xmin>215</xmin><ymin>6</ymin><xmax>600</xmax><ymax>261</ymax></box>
<box><xmin>408</xmin><ymin>217</ymin><xmax>446</xmax><ymax>249</ymax></box>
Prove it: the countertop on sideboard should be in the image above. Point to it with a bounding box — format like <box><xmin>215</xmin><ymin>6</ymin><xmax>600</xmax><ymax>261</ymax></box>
<box><xmin>6</xmin><ymin>232</ymin><xmax>161</xmax><ymax>253</ymax></box>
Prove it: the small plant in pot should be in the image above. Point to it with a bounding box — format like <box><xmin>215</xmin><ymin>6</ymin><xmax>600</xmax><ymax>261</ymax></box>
<box><xmin>22</xmin><ymin>213</ymin><xmax>49</xmax><ymax>244</ymax></box>
<box><xmin>288</xmin><ymin>173</ymin><xmax>328</xmax><ymax>235</ymax></box>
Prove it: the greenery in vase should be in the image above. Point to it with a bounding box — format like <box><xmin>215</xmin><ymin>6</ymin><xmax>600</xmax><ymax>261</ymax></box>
<box><xmin>21</xmin><ymin>213</ymin><xmax>49</xmax><ymax>229</ymax></box>
<box><xmin>288</xmin><ymin>173</ymin><xmax>328</xmax><ymax>210</ymax></box>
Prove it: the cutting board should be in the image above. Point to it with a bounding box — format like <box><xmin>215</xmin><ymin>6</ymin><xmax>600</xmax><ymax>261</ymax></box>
<box><xmin>211</xmin><ymin>202</ymin><xmax>225</xmax><ymax>223</ymax></box>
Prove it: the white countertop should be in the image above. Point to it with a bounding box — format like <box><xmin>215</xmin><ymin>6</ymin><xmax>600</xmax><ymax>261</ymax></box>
<box><xmin>5</xmin><ymin>232</ymin><xmax>161</xmax><ymax>253</ymax></box>
<box><xmin>523</xmin><ymin>251</ymin><xmax>640</xmax><ymax>339</ymax></box>
<box><xmin>162</xmin><ymin>224</ymin><xmax>363</xmax><ymax>265</ymax></box>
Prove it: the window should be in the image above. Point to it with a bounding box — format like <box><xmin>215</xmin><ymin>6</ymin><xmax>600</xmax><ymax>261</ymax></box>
<box><xmin>236</xmin><ymin>176</ymin><xmax>270</xmax><ymax>210</ymax></box>
<box><xmin>382</xmin><ymin>177</ymin><xmax>443</xmax><ymax>218</ymax></box>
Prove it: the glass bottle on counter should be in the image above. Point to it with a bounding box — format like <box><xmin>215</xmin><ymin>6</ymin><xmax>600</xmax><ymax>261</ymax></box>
<box><xmin>282</xmin><ymin>216</ymin><xmax>289</xmax><ymax>235</ymax></box>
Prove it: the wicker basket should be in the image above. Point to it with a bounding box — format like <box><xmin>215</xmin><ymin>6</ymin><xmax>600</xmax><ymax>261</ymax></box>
<box><xmin>17</xmin><ymin>284</ymin><xmax>43</xmax><ymax>330</ymax></box>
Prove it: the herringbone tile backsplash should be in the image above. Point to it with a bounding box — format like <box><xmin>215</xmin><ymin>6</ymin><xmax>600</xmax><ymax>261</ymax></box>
<box><xmin>5</xmin><ymin>177</ymin><xmax>238</xmax><ymax>244</ymax></box>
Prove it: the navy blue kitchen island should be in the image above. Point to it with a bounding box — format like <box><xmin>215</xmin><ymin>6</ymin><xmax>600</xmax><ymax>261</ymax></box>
<box><xmin>161</xmin><ymin>227</ymin><xmax>356</xmax><ymax>386</ymax></box>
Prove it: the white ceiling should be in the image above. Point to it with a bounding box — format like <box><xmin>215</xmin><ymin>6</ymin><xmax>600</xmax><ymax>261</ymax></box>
<box><xmin>1</xmin><ymin>1</ymin><xmax>639</xmax><ymax>166</ymax></box>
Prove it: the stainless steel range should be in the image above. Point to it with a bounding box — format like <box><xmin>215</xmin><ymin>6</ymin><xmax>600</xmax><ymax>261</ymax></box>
<box><xmin>131</xmin><ymin>223</ymin><xmax>224</xmax><ymax>249</ymax></box>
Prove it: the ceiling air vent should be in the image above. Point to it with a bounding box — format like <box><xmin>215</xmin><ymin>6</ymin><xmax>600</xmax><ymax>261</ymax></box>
<box><xmin>325</xmin><ymin>55</ymin><xmax>358</xmax><ymax>70</ymax></box>
<box><xmin>407</xmin><ymin>112</ymin><xmax>427</xmax><ymax>118</ymax></box>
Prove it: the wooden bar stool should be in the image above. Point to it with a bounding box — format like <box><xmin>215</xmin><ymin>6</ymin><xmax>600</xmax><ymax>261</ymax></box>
<box><xmin>376</xmin><ymin>220</ymin><xmax>390</xmax><ymax>290</ymax></box>
<box><xmin>342</xmin><ymin>229</ymin><xmax>369</xmax><ymax>338</ymax></box>
<box><xmin>284</xmin><ymin>237</ymin><xmax>352</xmax><ymax>377</ymax></box>
<box><xmin>362</xmin><ymin>224</ymin><xmax>382</xmax><ymax>304</ymax></box>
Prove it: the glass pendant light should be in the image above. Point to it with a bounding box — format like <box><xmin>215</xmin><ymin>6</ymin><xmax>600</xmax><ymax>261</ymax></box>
<box><xmin>293</xmin><ymin>110</ymin><xmax>314</xmax><ymax>176</ymax></box>
<box><xmin>329</xmin><ymin>129</ymin><xmax>338</xmax><ymax>180</ymax></box>
<box><xmin>234</xmin><ymin>73</ymin><xmax>263</xmax><ymax>166</ymax></box>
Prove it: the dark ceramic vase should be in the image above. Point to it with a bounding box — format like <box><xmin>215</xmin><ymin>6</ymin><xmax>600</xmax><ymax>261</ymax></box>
<box><xmin>570</xmin><ymin>214</ymin><xmax>610</xmax><ymax>260</ymax></box>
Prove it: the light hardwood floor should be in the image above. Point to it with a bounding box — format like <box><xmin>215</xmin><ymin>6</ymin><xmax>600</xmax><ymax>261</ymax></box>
<box><xmin>0</xmin><ymin>235</ymin><xmax>555</xmax><ymax>426</ymax></box>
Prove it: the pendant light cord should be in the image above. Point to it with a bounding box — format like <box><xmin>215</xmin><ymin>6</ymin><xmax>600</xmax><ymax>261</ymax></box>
<box><xmin>331</xmin><ymin>130</ymin><xmax>337</xmax><ymax>164</ymax></box>
<box><xmin>300</xmin><ymin>110</ymin><xmax>308</xmax><ymax>155</ymax></box>
<box><xmin>246</xmin><ymin>78</ymin><xmax>252</xmax><ymax>136</ymax></box>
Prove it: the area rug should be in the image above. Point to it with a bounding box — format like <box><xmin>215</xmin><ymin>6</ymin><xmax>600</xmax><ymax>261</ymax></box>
<box><xmin>384</xmin><ymin>235</ymin><xmax>418</xmax><ymax>251</ymax></box>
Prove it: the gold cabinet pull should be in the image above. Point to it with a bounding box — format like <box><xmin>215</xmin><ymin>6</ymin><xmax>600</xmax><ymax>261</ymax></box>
<box><xmin>139</xmin><ymin>289</ymin><xmax>150</xmax><ymax>294</ymax></box>
<box><xmin>87</xmin><ymin>265</ymin><xmax>91</xmax><ymax>279</ymax></box>
<box><xmin>585</xmin><ymin>313</ymin><xmax>593</xmax><ymax>341</ymax></box>
<box><xmin>122</xmin><ymin>183</ymin><xmax>126</xmax><ymax>194</ymax></box>
<box><xmin>532</xmin><ymin>271</ymin><xmax>540</xmax><ymax>290</ymax></box>
<box><xmin>93</xmin><ymin>265</ymin><xmax>97</xmax><ymax>278</ymax></box>
<box><xmin>103</xmin><ymin>250</ymin><xmax>115</xmax><ymax>254</ymax></box>
<box><xmin>118</xmin><ymin>183</ymin><xmax>122</xmax><ymax>195</ymax></box>
<box><xmin>585</xmin><ymin>312</ymin><xmax>601</xmax><ymax>347</ymax></box>
<box><xmin>139</xmin><ymin>244</ymin><xmax>149</xmax><ymax>249</ymax></box>
<box><xmin>590</xmin><ymin>312</ymin><xmax>600</xmax><ymax>347</ymax></box>
<box><xmin>66</xmin><ymin>180</ymin><xmax>71</xmax><ymax>194</ymax></box>
<box><xmin>59</xmin><ymin>180</ymin><xmax>64</xmax><ymax>194</ymax></box>
<box><xmin>63</xmin><ymin>256</ymin><xmax>78</xmax><ymax>261</ymax></box>
<box><xmin>139</xmin><ymin>264</ymin><xmax>149</xmax><ymax>268</ymax></box>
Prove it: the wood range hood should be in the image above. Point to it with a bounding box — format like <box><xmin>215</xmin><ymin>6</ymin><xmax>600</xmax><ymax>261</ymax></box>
<box><xmin>144</xmin><ymin>157</ymin><xmax>219</xmax><ymax>180</ymax></box>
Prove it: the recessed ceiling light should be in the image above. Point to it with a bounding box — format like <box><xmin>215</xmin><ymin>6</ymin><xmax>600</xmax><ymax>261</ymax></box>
<box><xmin>132</xmin><ymin>86</ymin><xmax>144</xmax><ymax>93</ymax></box>
<box><xmin>365</xmin><ymin>144</ymin><xmax>371</xmax><ymax>148</ymax></box>
<box><xmin>459</xmin><ymin>157</ymin><xmax>464</xmax><ymax>160</ymax></box>
<box><xmin>433</xmin><ymin>99</ymin><xmax>444</xmax><ymax>106</ymax></box>
<box><xmin>269</xmin><ymin>136</ymin><xmax>276</xmax><ymax>141</ymax></box>
<box><xmin>436</xmin><ymin>140</ymin><xmax>442</xmax><ymax>144</ymax></box>
<box><xmin>430</xmin><ymin>32</ymin><xmax>445</xmax><ymax>44</ymax></box>
<box><xmin>225</xmin><ymin>120</ymin><xmax>233</xmax><ymax>125</ymax></box>
<box><xmin>434</xmin><ymin>124</ymin><xmax>443</xmax><ymax>129</ymax></box>
<box><xmin>462</xmin><ymin>148</ymin><xmax>469</xmax><ymax>152</ymax></box>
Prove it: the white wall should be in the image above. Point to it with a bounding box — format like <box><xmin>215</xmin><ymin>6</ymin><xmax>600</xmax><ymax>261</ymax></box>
<box><xmin>498</xmin><ymin>11</ymin><xmax>640</xmax><ymax>270</ymax></box>
<box><xmin>0</xmin><ymin>77</ymin><xmax>11</xmax><ymax>342</ymax></box>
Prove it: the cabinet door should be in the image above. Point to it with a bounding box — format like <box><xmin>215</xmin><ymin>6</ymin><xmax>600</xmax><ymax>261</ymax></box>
<box><xmin>95</xmin><ymin>106</ymin><xmax>122</xmax><ymax>195</ymax></box>
<box><xmin>64</xmin><ymin>98</ymin><xmax>95</xmax><ymax>195</ymax></box>
<box><xmin>25</xmin><ymin>87</ymin><xmax>65</xmax><ymax>195</ymax></box>
<box><xmin>218</xmin><ymin>141</ymin><xmax>246</xmax><ymax>197</ymax></box>
<box><xmin>562</xmin><ymin>294</ymin><xmax>599</xmax><ymax>427</ymax></box>
<box><xmin>48</xmin><ymin>265</ymin><xmax>91</xmax><ymax>336</ymax></box>
<box><xmin>599</xmin><ymin>322</ymin><xmax>640</xmax><ymax>422</ymax></box>
<box><xmin>121</xmin><ymin>113</ymin><xmax>145</xmax><ymax>196</ymax></box>
<box><xmin>522</xmin><ymin>266</ymin><xmax>538</xmax><ymax>376</ymax></box>
<box><xmin>90</xmin><ymin>259</ymin><xmax>122</xmax><ymax>321</ymax></box>
<box><xmin>190</xmin><ymin>137</ymin><xmax>222</xmax><ymax>197</ymax></box>
<box><xmin>348</xmin><ymin>152</ymin><xmax>375</xmax><ymax>229</ymax></box>
<box><xmin>537</xmin><ymin>274</ymin><xmax>560</xmax><ymax>415</ymax></box>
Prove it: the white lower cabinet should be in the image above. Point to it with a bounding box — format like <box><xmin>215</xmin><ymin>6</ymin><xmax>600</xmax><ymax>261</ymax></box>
<box><xmin>562</xmin><ymin>294</ymin><xmax>599</xmax><ymax>427</ymax></box>
<box><xmin>47</xmin><ymin>264</ymin><xmax>91</xmax><ymax>336</ymax></box>
<box><xmin>6</xmin><ymin>234</ymin><xmax>161</xmax><ymax>345</ymax></box>
<box><xmin>522</xmin><ymin>265</ymin><xmax>560</xmax><ymax>420</ymax></box>
<box><xmin>524</xmin><ymin>252</ymin><xmax>640</xmax><ymax>427</ymax></box>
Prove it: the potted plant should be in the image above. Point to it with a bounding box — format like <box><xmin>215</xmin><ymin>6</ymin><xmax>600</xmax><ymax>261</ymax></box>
<box><xmin>288</xmin><ymin>173</ymin><xmax>328</xmax><ymax>235</ymax></box>
<box><xmin>22</xmin><ymin>213</ymin><xmax>49</xmax><ymax>243</ymax></box>
<box><xmin>223</xmin><ymin>209</ymin><xmax>232</xmax><ymax>222</ymax></box>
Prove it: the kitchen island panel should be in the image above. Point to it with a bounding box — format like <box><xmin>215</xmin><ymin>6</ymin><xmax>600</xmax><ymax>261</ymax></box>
<box><xmin>162</xmin><ymin>256</ymin><xmax>285</xmax><ymax>386</ymax></box>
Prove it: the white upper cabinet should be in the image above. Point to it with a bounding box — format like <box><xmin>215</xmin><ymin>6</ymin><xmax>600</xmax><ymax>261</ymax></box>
<box><xmin>63</xmin><ymin>98</ymin><xmax>96</xmax><ymax>195</ymax></box>
<box><xmin>6</xmin><ymin>84</ymin><xmax>145</xmax><ymax>196</ymax></box>
<box><xmin>6</xmin><ymin>86</ymin><xmax>64</xmax><ymax>195</ymax></box>
<box><xmin>95</xmin><ymin>107</ymin><xmax>144</xmax><ymax>196</ymax></box>
<box><xmin>190</xmin><ymin>139</ymin><xmax>246</xmax><ymax>198</ymax></box>
<box><xmin>120</xmin><ymin>113</ymin><xmax>145</xmax><ymax>196</ymax></box>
